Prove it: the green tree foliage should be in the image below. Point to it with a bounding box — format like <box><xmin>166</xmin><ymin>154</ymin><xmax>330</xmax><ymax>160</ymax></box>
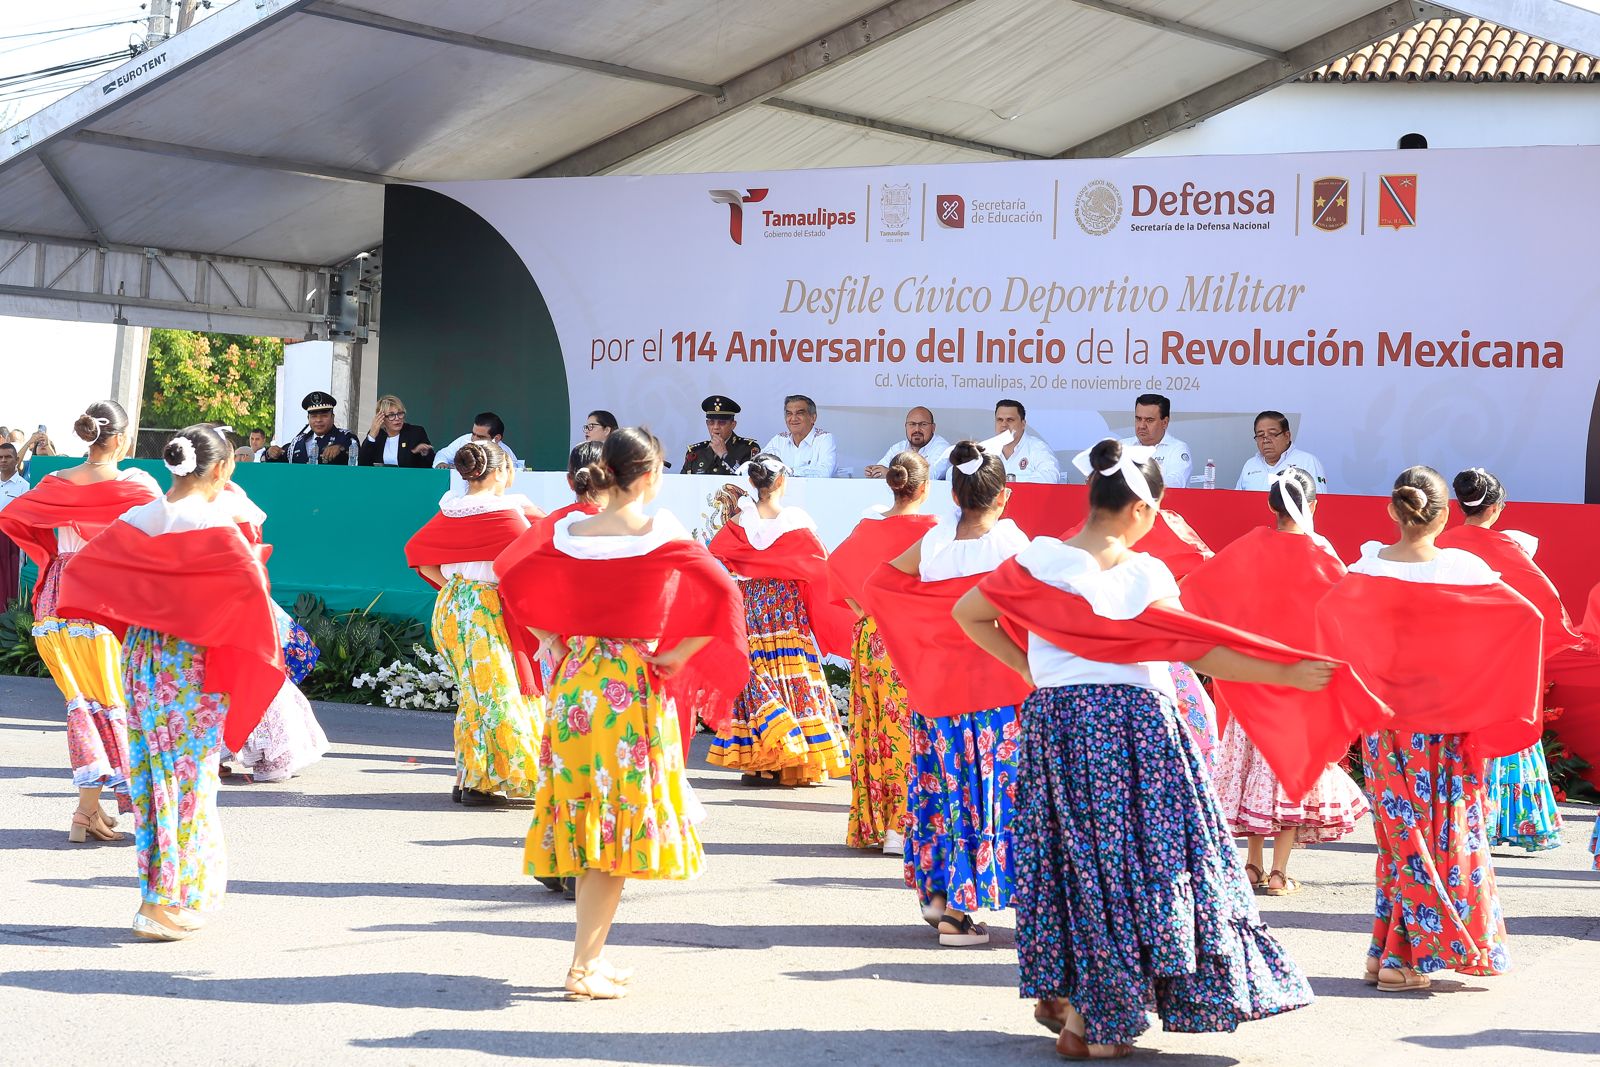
<box><xmin>141</xmin><ymin>330</ymin><xmax>285</xmax><ymax>431</ymax></box>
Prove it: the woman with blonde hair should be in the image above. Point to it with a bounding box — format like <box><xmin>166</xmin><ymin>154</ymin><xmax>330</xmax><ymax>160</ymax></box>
<box><xmin>359</xmin><ymin>394</ymin><xmax>433</xmax><ymax>467</ymax></box>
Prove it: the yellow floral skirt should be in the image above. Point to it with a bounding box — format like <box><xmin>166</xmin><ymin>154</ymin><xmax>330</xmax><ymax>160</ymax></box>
<box><xmin>845</xmin><ymin>614</ymin><xmax>914</xmax><ymax>848</ymax></box>
<box><xmin>525</xmin><ymin>636</ymin><xmax>704</xmax><ymax>880</ymax></box>
<box><xmin>431</xmin><ymin>576</ymin><xmax>544</xmax><ymax>797</ymax></box>
<box><xmin>707</xmin><ymin>577</ymin><xmax>850</xmax><ymax>785</ymax></box>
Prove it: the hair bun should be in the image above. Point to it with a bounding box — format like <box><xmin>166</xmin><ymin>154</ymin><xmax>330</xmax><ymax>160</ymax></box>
<box><xmin>884</xmin><ymin>463</ymin><xmax>908</xmax><ymax>491</ymax></box>
<box><xmin>1088</xmin><ymin>438</ymin><xmax>1123</xmax><ymax>471</ymax></box>
<box><xmin>948</xmin><ymin>441</ymin><xmax>981</xmax><ymax>468</ymax></box>
<box><xmin>73</xmin><ymin>414</ymin><xmax>101</xmax><ymax>443</ymax></box>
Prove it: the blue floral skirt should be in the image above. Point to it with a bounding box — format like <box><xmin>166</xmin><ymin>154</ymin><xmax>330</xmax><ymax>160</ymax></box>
<box><xmin>1014</xmin><ymin>684</ymin><xmax>1312</xmax><ymax>1046</ymax></box>
<box><xmin>902</xmin><ymin>706</ymin><xmax>1018</xmax><ymax>912</ymax></box>
<box><xmin>1482</xmin><ymin>742</ymin><xmax>1563</xmax><ymax>852</ymax></box>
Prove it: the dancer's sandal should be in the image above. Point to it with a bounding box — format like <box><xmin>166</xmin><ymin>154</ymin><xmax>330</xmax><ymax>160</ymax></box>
<box><xmin>1242</xmin><ymin>862</ymin><xmax>1265</xmax><ymax>891</ymax></box>
<box><xmin>1263</xmin><ymin>870</ymin><xmax>1302</xmax><ymax>897</ymax></box>
<box><xmin>1375</xmin><ymin>967</ymin><xmax>1431</xmax><ymax>993</ymax></box>
<box><xmin>131</xmin><ymin>913</ymin><xmax>192</xmax><ymax>942</ymax></box>
<box><xmin>1034</xmin><ymin>998</ymin><xmax>1070</xmax><ymax>1034</ymax></box>
<box><xmin>69</xmin><ymin>809</ymin><xmax>119</xmax><ymax>843</ymax></box>
<box><xmin>1362</xmin><ymin>959</ymin><xmax>1381</xmax><ymax>985</ymax></box>
<box><xmin>937</xmin><ymin>911</ymin><xmax>990</xmax><ymax>947</ymax></box>
<box><xmin>1055</xmin><ymin>1005</ymin><xmax>1133</xmax><ymax>1061</ymax></box>
<box><xmin>920</xmin><ymin>894</ymin><xmax>947</xmax><ymax>929</ymax></box>
<box><xmin>594</xmin><ymin>958</ymin><xmax>633</xmax><ymax>985</ymax></box>
<box><xmin>564</xmin><ymin>966</ymin><xmax>628</xmax><ymax>1001</ymax></box>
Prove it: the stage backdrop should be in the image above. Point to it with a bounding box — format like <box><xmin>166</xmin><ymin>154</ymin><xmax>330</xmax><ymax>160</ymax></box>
<box><xmin>392</xmin><ymin>147</ymin><xmax>1600</xmax><ymax>501</ymax></box>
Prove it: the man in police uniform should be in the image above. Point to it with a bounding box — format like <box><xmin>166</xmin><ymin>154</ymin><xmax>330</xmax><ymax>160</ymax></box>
<box><xmin>681</xmin><ymin>395</ymin><xmax>759</xmax><ymax>475</ymax></box>
<box><xmin>1120</xmin><ymin>392</ymin><xmax>1192</xmax><ymax>488</ymax></box>
<box><xmin>264</xmin><ymin>390</ymin><xmax>360</xmax><ymax>465</ymax></box>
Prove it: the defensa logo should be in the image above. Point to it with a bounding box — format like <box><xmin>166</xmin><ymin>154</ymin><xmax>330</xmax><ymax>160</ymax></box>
<box><xmin>709</xmin><ymin>188</ymin><xmax>769</xmax><ymax>245</ymax></box>
<box><xmin>1132</xmin><ymin>181</ymin><xmax>1275</xmax><ymax>217</ymax></box>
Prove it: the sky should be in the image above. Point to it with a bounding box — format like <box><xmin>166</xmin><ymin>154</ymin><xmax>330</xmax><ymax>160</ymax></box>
<box><xmin>0</xmin><ymin>2</ymin><xmax>239</xmax><ymax>451</ymax></box>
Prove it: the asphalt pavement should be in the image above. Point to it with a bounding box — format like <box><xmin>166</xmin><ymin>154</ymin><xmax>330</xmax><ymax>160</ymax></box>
<box><xmin>2</xmin><ymin>674</ymin><xmax>1597</xmax><ymax>1066</ymax></box>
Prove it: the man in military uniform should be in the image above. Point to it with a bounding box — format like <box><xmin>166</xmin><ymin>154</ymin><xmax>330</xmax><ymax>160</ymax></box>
<box><xmin>264</xmin><ymin>390</ymin><xmax>360</xmax><ymax>465</ymax></box>
<box><xmin>681</xmin><ymin>395</ymin><xmax>758</xmax><ymax>475</ymax></box>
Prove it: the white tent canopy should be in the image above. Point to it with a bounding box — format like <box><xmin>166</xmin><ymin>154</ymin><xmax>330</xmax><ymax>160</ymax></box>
<box><xmin>0</xmin><ymin>0</ymin><xmax>1591</xmax><ymax>335</ymax></box>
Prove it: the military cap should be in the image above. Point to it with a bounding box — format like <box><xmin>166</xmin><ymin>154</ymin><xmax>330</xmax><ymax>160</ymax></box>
<box><xmin>701</xmin><ymin>395</ymin><xmax>741</xmax><ymax>418</ymax></box>
<box><xmin>301</xmin><ymin>390</ymin><xmax>337</xmax><ymax>413</ymax></box>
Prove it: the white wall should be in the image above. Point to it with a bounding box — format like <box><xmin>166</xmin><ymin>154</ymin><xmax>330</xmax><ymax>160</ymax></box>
<box><xmin>1132</xmin><ymin>82</ymin><xmax>1600</xmax><ymax>157</ymax></box>
<box><xmin>273</xmin><ymin>340</ymin><xmax>337</xmax><ymax>445</ymax></box>
<box><xmin>0</xmin><ymin>315</ymin><xmax>118</xmax><ymax>456</ymax></box>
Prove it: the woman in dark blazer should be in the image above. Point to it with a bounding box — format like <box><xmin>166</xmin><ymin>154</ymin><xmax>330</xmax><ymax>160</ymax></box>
<box><xmin>358</xmin><ymin>395</ymin><xmax>434</xmax><ymax>467</ymax></box>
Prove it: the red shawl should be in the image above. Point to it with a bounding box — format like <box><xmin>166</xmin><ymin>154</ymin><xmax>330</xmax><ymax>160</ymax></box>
<box><xmin>859</xmin><ymin>563</ymin><xmax>1034</xmax><ymax>718</ymax></box>
<box><xmin>494</xmin><ymin>525</ymin><xmax>749</xmax><ymax>750</ymax></box>
<box><xmin>0</xmin><ymin>476</ymin><xmax>159</xmax><ymax>606</ymax></box>
<box><xmin>1436</xmin><ymin>523</ymin><xmax>1582</xmax><ymax>660</ymax></box>
<box><xmin>404</xmin><ymin>510</ymin><xmax>532</xmax><ymax>589</ymax></box>
<box><xmin>1315</xmin><ymin>573</ymin><xmax>1544</xmax><ymax>761</ymax></box>
<box><xmin>494</xmin><ymin>500</ymin><xmax>599</xmax><ymax>582</ymax></box>
<box><xmin>1062</xmin><ymin>509</ymin><xmax>1214</xmax><ymax>579</ymax></box>
<box><xmin>827</xmin><ymin>513</ymin><xmax>939</xmax><ymax>609</ymax></box>
<box><xmin>1177</xmin><ymin>527</ymin><xmax>1364</xmax><ymax>792</ymax></box>
<box><xmin>980</xmin><ymin>555</ymin><xmax>1390</xmax><ymax>799</ymax></box>
<box><xmin>709</xmin><ymin>520</ymin><xmax>855</xmax><ymax>657</ymax></box>
<box><xmin>54</xmin><ymin>520</ymin><xmax>284</xmax><ymax>751</ymax></box>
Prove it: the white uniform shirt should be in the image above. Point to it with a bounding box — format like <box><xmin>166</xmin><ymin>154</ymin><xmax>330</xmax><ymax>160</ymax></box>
<box><xmin>434</xmin><ymin>433</ymin><xmax>521</xmax><ymax>471</ymax></box>
<box><xmin>1120</xmin><ymin>434</ymin><xmax>1192</xmax><ymax>489</ymax></box>
<box><xmin>1001</xmin><ymin>432</ymin><xmax>1060</xmax><ymax>484</ymax></box>
<box><xmin>1235</xmin><ymin>444</ymin><xmax>1328</xmax><ymax>492</ymax></box>
<box><xmin>877</xmin><ymin>434</ymin><xmax>953</xmax><ymax>480</ymax></box>
<box><xmin>0</xmin><ymin>472</ymin><xmax>27</xmax><ymax>512</ymax></box>
<box><xmin>762</xmin><ymin>427</ymin><xmax>837</xmax><ymax>478</ymax></box>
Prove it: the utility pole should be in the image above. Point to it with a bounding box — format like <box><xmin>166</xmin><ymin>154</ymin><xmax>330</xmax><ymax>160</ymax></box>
<box><xmin>176</xmin><ymin>0</ymin><xmax>202</xmax><ymax>33</ymax></box>
<box><xmin>144</xmin><ymin>0</ymin><xmax>174</xmax><ymax>47</ymax></box>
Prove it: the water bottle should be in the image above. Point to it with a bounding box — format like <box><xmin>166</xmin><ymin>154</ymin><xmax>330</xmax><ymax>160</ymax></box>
<box><xmin>1203</xmin><ymin>459</ymin><xmax>1216</xmax><ymax>489</ymax></box>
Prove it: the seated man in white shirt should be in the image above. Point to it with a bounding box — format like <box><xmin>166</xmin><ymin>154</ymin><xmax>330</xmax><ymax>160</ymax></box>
<box><xmin>762</xmin><ymin>394</ymin><xmax>836</xmax><ymax>477</ymax></box>
<box><xmin>865</xmin><ymin>406</ymin><xmax>952</xmax><ymax>480</ymax></box>
<box><xmin>248</xmin><ymin>429</ymin><xmax>269</xmax><ymax>462</ymax></box>
<box><xmin>1120</xmin><ymin>392</ymin><xmax>1192</xmax><ymax>489</ymax></box>
<box><xmin>1236</xmin><ymin>409</ymin><xmax>1327</xmax><ymax>491</ymax></box>
<box><xmin>994</xmin><ymin>398</ymin><xmax>1060</xmax><ymax>483</ymax></box>
<box><xmin>435</xmin><ymin>411</ymin><xmax>520</xmax><ymax>470</ymax></box>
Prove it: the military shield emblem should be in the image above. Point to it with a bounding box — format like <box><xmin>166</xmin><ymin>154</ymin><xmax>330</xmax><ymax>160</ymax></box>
<box><xmin>1378</xmin><ymin>174</ymin><xmax>1418</xmax><ymax>229</ymax></box>
<box><xmin>1311</xmin><ymin>177</ymin><xmax>1349</xmax><ymax>231</ymax></box>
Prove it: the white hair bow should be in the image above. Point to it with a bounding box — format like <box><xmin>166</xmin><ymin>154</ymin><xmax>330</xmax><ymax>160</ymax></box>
<box><xmin>165</xmin><ymin>436</ymin><xmax>197</xmax><ymax>477</ymax></box>
<box><xmin>953</xmin><ymin>430</ymin><xmax>1016</xmax><ymax>476</ymax></box>
<box><xmin>1072</xmin><ymin>438</ymin><xmax>1157</xmax><ymax>508</ymax></box>
<box><xmin>1270</xmin><ymin>468</ymin><xmax>1315</xmax><ymax>535</ymax></box>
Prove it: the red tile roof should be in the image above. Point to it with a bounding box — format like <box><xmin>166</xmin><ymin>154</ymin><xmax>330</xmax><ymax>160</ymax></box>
<box><xmin>1305</xmin><ymin>17</ymin><xmax>1600</xmax><ymax>82</ymax></box>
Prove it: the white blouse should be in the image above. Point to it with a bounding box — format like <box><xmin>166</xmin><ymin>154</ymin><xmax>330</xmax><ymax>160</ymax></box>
<box><xmin>1347</xmin><ymin>541</ymin><xmax>1499</xmax><ymax>586</ymax></box>
<box><xmin>1017</xmin><ymin>538</ymin><xmax>1181</xmax><ymax>699</ymax></box>
<box><xmin>437</xmin><ymin>492</ymin><xmax>534</xmax><ymax>583</ymax></box>
<box><xmin>551</xmin><ymin>508</ymin><xmax>690</xmax><ymax>559</ymax></box>
<box><xmin>57</xmin><ymin>468</ymin><xmax>163</xmax><ymax>551</ymax></box>
<box><xmin>120</xmin><ymin>492</ymin><xmax>240</xmax><ymax>536</ymax></box>
<box><xmin>917</xmin><ymin>516</ymin><xmax>1029</xmax><ymax>581</ymax></box>
<box><xmin>733</xmin><ymin>498</ymin><xmax>816</xmax><ymax>549</ymax></box>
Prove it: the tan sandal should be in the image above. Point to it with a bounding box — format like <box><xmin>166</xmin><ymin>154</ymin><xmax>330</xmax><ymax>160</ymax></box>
<box><xmin>1242</xmin><ymin>862</ymin><xmax>1265</xmax><ymax>891</ymax></box>
<box><xmin>1376</xmin><ymin>967</ymin><xmax>1431</xmax><ymax>993</ymax></box>
<box><xmin>1263</xmin><ymin>869</ymin><xmax>1301</xmax><ymax>896</ymax></box>
<box><xmin>565</xmin><ymin>966</ymin><xmax>628</xmax><ymax>1001</ymax></box>
<box><xmin>68</xmin><ymin>809</ymin><xmax>119</xmax><ymax>843</ymax></box>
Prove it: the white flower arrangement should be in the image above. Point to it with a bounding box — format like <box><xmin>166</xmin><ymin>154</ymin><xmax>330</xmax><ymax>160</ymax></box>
<box><xmin>353</xmin><ymin>643</ymin><xmax>460</xmax><ymax>711</ymax></box>
<box><xmin>830</xmin><ymin>682</ymin><xmax>851</xmax><ymax>726</ymax></box>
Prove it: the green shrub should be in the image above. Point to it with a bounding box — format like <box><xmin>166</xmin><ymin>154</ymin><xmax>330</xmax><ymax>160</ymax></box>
<box><xmin>290</xmin><ymin>593</ymin><xmax>430</xmax><ymax>704</ymax></box>
<box><xmin>0</xmin><ymin>598</ymin><xmax>48</xmax><ymax>677</ymax></box>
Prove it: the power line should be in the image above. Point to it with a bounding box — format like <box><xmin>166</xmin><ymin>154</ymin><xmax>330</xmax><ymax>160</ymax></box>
<box><xmin>0</xmin><ymin>51</ymin><xmax>134</xmax><ymax>92</ymax></box>
<box><xmin>0</xmin><ymin>20</ymin><xmax>139</xmax><ymax>45</ymax></box>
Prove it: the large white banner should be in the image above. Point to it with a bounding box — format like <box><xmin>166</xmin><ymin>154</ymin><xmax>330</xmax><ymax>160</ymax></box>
<box><xmin>427</xmin><ymin>146</ymin><xmax>1599</xmax><ymax>502</ymax></box>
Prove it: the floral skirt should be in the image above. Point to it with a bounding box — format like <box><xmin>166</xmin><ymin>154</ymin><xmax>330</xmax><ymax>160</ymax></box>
<box><xmin>1213</xmin><ymin>719</ymin><xmax>1369</xmax><ymax>843</ymax></box>
<box><xmin>903</xmin><ymin>706</ymin><xmax>1018</xmax><ymax>912</ymax></box>
<box><xmin>228</xmin><ymin>605</ymin><xmax>327</xmax><ymax>782</ymax></box>
<box><xmin>432</xmin><ymin>576</ymin><xmax>544</xmax><ymax>797</ymax></box>
<box><xmin>526</xmin><ymin>636</ymin><xmax>704</xmax><ymax>880</ymax></box>
<box><xmin>707</xmin><ymin>577</ymin><xmax>848</xmax><ymax>784</ymax></box>
<box><xmin>845</xmin><ymin>614</ymin><xmax>913</xmax><ymax>848</ymax></box>
<box><xmin>33</xmin><ymin>552</ymin><xmax>131</xmax><ymax>811</ymax></box>
<box><xmin>123</xmin><ymin>628</ymin><xmax>228</xmax><ymax>912</ymax></box>
<box><xmin>1361</xmin><ymin>730</ymin><xmax>1510</xmax><ymax>975</ymax></box>
<box><xmin>1483</xmin><ymin>742</ymin><xmax>1563</xmax><ymax>852</ymax></box>
<box><xmin>1170</xmin><ymin>663</ymin><xmax>1219</xmax><ymax>770</ymax></box>
<box><xmin>1015</xmin><ymin>684</ymin><xmax>1312</xmax><ymax>1046</ymax></box>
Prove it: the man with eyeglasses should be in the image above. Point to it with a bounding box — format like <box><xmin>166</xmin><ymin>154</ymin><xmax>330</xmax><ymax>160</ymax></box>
<box><xmin>1236</xmin><ymin>410</ymin><xmax>1327</xmax><ymax>491</ymax></box>
<box><xmin>1120</xmin><ymin>392</ymin><xmax>1192</xmax><ymax>488</ymax></box>
<box><xmin>762</xmin><ymin>394</ymin><xmax>836</xmax><ymax>477</ymax></box>
<box><xmin>865</xmin><ymin>406</ymin><xmax>953</xmax><ymax>480</ymax></box>
<box><xmin>682</xmin><ymin>395</ymin><xmax>759</xmax><ymax>475</ymax></box>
